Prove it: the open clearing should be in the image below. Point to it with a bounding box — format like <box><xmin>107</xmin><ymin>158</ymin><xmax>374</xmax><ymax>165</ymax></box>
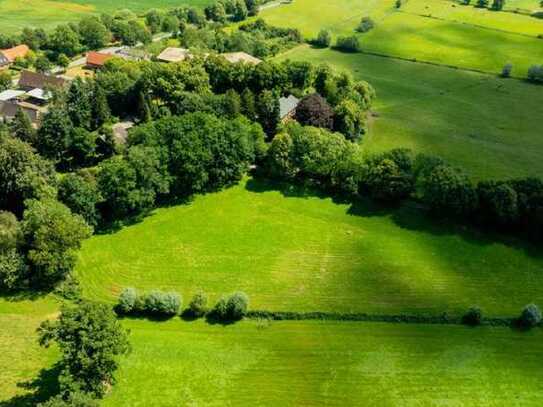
<box><xmin>276</xmin><ymin>46</ymin><xmax>543</xmax><ymax>180</ymax></box>
<box><xmin>103</xmin><ymin>319</ymin><xmax>543</xmax><ymax>406</ymax></box>
<box><xmin>0</xmin><ymin>0</ymin><xmax>211</xmax><ymax>34</ymax></box>
<box><xmin>75</xmin><ymin>178</ymin><xmax>543</xmax><ymax>317</ymax></box>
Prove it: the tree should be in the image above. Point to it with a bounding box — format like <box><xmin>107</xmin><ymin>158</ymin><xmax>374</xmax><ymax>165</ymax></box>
<box><xmin>79</xmin><ymin>16</ymin><xmax>110</xmax><ymax>49</ymax></box>
<box><xmin>22</xmin><ymin>199</ymin><xmax>91</xmax><ymax>287</ymax></box>
<box><xmin>143</xmin><ymin>290</ymin><xmax>181</xmax><ymax>316</ymax></box>
<box><xmin>67</xmin><ymin>78</ymin><xmax>93</xmax><ymax>130</ymax></box>
<box><xmin>38</xmin><ymin>391</ymin><xmax>99</xmax><ymax>407</ymax></box>
<box><xmin>0</xmin><ymin>211</ymin><xmax>26</xmax><ymax>290</ymax></box>
<box><xmin>0</xmin><ymin>71</ymin><xmax>11</xmax><ymax>92</ymax></box>
<box><xmin>519</xmin><ymin>304</ymin><xmax>541</xmax><ymax>328</ymax></box>
<box><xmin>37</xmin><ymin>104</ymin><xmax>73</xmax><ymax>164</ymax></box>
<box><xmin>188</xmin><ymin>291</ymin><xmax>208</xmax><ymax>317</ymax></box>
<box><xmin>35</xmin><ymin>55</ymin><xmax>52</xmax><ymax>73</ymax></box>
<box><xmin>226</xmin><ymin>291</ymin><xmax>249</xmax><ymax>320</ymax></box>
<box><xmin>477</xmin><ymin>181</ymin><xmax>518</xmax><ymax>227</ymax></box>
<box><xmin>117</xmin><ymin>287</ymin><xmax>138</xmax><ymax>314</ymax></box>
<box><xmin>462</xmin><ymin>307</ymin><xmax>482</xmax><ymax>326</ymax></box>
<box><xmin>233</xmin><ymin>0</ymin><xmax>248</xmax><ymax>21</ymax></box>
<box><xmin>421</xmin><ymin>165</ymin><xmax>478</xmax><ymax>217</ymax></box>
<box><xmin>491</xmin><ymin>0</ymin><xmax>505</xmax><ymax>10</ymax></box>
<box><xmin>295</xmin><ymin>93</ymin><xmax>334</xmax><ymax>130</ymax></box>
<box><xmin>91</xmin><ymin>82</ymin><xmax>111</xmax><ymax>128</ymax></box>
<box><xmin>57</xmin><ymin>54</ymin><xmax>71</xmax><ymax>69</ymax></box>
<box><xmin>58</xmin><ymin>172</ymin><xmax>102</xmax><ymax>228</ymax></box>
<box><xmin>10</xmin><ymin>108</ymin><xmax>37</xmax><ymax>144</ymax></box>
<box><xmin>145</xmin><ymin>9</ymin><xmax>163</xmax><ymax>34</ymax></box>
<box><xmin>363</xmin><ymin>158</ymin><xmax>414</xmax><ymax>202</ymax></box>
<box><xmin>501</xmin><ymin>62</ymin><xmax>513</xmax><ymax>78</ymax></box>
<box><xmin>205</xmin><ymin>2</ymin><xmax>227</xmax><ymax>23</ymax></box>
<box><xmin>256</xmin><ymin>90</ymin><xmax>280</xmax><ymax>138</ymax></box>
<box><xmin>476</xmin><ymin>0</ymin><xmax>489</xmax><ymax>7</ymax></box>
<box><xmin>356</xmin><ymin>17</ymin><xmax>375</xmax><ymax>33</ymax></box>
<box><xmin>241</xmin><ymin>88</ymin><xmax>257</xmax><ymax>120</ymax></box>
<box><xmin>333</xmin><ymin>99</ymin><xmax>366</xmax><ymax>141</ymax></box>
<box><xmin>246</xmin><ymin>0</ymin><xmax>259</xmax><ymax>16</ymax></box>
<box><xmin>161</xmin><ymin>15</ymin><xmax>180</xmax><ymax>33</ymax></box>
<box><xmin>335</xmin><ymin>36</ymin><xmax>360</xmax><ymax>52</ymax></box>
<box><xmin>38</xmin><ymin>301</ymin><xmax>130</xmax><ymax>397</ymax></box>
<box><xmin>314</xmin><ymin>29</ymin><xmax>331</xmax><ymax>48</ymax></box>
<box><xmin>0</xmin><ymin>135</ymin><xmax>56</xmax><ymax>216</ymax></box>
<box><xmin>527</xmin><ymin>65</ymin><xmax>543</xmax><ymax>83</ymax></box>
<box><xmin>48</xmin><ymin>24</ymin><xmax>81</xmax><ymax>57</ymax></box>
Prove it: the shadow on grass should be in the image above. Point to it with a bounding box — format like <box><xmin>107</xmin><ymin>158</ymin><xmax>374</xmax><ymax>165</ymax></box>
<box><xmin>247</xmin><ymin>176</ymin><xmax>543</xmax><ymax>259</ymax></box>
<box><xmin>0</xmin><ymin>363</ymin><xmax>61</xmax><ymax>407</ymax></box>
<box><xmin>0</xmin><ymin>288</ymin><xmax>51</xmax><ymax>303</ymax></box>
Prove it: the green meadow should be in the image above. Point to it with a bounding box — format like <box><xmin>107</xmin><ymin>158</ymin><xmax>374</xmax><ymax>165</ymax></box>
<box><xmin>276</xmin><ymin>46</ymin><xmax>543</xmax><ymax>180</ymax></box>
<box><xmin>103</xmin><ymin>319</ymin><xmax>543</xmax><ymax>406</ymax></box>
<box><xmin>75</xmin><ymin>178</ymin><xmax>543</xmax><ymax>317</ymax></box>
<box><xmin>0</xmin><ymin>0</ymin><xmax>211</xmax><ymax>34</ymax></box>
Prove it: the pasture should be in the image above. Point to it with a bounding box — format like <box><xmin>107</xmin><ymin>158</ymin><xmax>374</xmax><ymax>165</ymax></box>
<box><xmin>75</xmin><ymin>178</ymin><xmax>543</xmax><ymax>317</ymax></box>
<box><xmin>277</xmin><ymin>46</ymin><xmax>543</xmax><ymax>180</ymax></box>
<box><xmin>103</xmin><ymin>319</ymin><xmax>543</xmax><ymax>406</ymax></box>
<box><xmin>0</xmin><ymin>0</ymin><xmax>211</xmax><ymax>34</ymax></box>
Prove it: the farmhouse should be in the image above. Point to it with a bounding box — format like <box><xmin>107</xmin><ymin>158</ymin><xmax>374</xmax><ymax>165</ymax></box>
<box><xmin>157</xmin><ymin>47</ymin><xmax>192</xmax><ymax>63</ymax></box>
<box><xmin>86</xmin><ymin>51</ymin><xmax>115</xmax><ymax>69</ymax></box>
<box><xmin>18</xmin><ymin>70</ymin><xmax>67</xmax><ymax>91</ymax></box>
<box><xmin>0</xmin><ymin>44</ymin><xmax>29</xmax><ymax>68</ymax></box>
<box><xmin>220</xmin><ymin>52</ymin><xmax>262</xmax><ymax>65</ymax></box>
<box><xmin>279</xmin><ymin>95</ymin><xmax>300</xmax><ymax>122</ymax></box>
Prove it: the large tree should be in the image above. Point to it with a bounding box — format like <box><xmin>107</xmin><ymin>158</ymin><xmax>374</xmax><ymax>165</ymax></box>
<box><xmin>295</xmin><ymin>93</ymin><xmax>334</xmax><ymax>130</ymax></box>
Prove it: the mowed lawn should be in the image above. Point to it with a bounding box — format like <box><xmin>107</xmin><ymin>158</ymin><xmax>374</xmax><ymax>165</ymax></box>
<box><xmin>277</xmin><ymin>46</ymin><xmax>543</xmax><ymax>180</ymax></box>
<box><xmin>76</xmin><ymin>178</ymin><xmax>543</xmax><ymax>317</ymax></box>
<box><xmin>0</xmin><ymin>297</ymin><xmax>59</xmax><ymax>404</ymax></box>
<box><xmin>0</xmin><ymin>0</ymin><xmax>211</xmax><ymax>34</ymax></box>
<box><xmin>260</xmin><ymin>0</ymin><xmax>543</xmax><ymax>75</ymax></box>
<box><xmin>103</xmin><ymin>319</ymin><xmax>543</xmax><ymax>406</ymax></box>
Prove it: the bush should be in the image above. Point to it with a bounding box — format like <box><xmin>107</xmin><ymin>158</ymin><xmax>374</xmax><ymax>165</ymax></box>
<box><xmin>462</xmin><ymin>307</ymin><xmax>482</xmax><ymax>326</ymax></box>
<box><xmin>335</xmin><ymin>36</ymin><xmax>360</xmax><ymax>52</ymax></box>
<box><xmin>118</xmin><ymin>287</ymin><xmax>138</xmax><ymax>314</ymax></box>
<box><xmin>144</xmin><ymin>290</ymin><xmax>182</xmax><ymax>316</ymax></box>
<box><xmin>188</xmin><ymin>291</ymin><xmax>208</xmax><ymax>317</ymax></box>
<box><xmin>356</xmin><ymin>17</ymin><xmax>375</xmax><ymax>33</ymax></box>
<box><xmin>212</xmin><ymin>295</ymin><xmax>229</xmax><ymax>320</ymax></box>
<box><xmin>501</xmin><ymin>63</ymin><xmax>513</xmax><ymax>78</ymax></box>
<box><xmin>314</xmin><ymin>29</ymin><xmax>331</xmax><ymax>48</ymax></box>
<box><xmin>226</xmin><ymin>291</ymin><xmax>249</xmax><ymax>320</ymax></box>
<box><xmin>519</xmin><ymin>304</ymin><xmax>542</xmax><ymax>328</ymax></box>
<box><xmin>527</xmin><ymin>64</ymin><xmax>543</xmax><ymax>83</ymax></box>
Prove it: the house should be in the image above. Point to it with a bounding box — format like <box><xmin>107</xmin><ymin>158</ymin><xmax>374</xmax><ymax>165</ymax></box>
<box><xmin>156</xmin><ymin>47</ymin><xmax>192</xmax><ymax>63</ymax></box>
<box><xmin>279</xmin><ymin>95</ymin><xmax>300</xmax><ymax>122</ymax></box>
<box><xmin>86</xmin><ymin>51</ymin><xmax>115</xmax><ymax>69</ymax></box>
<box><xmin>0</xmin><ymin>89</ymin><xmax>25</xmax><ymax>102</ymax></box>
<box><xmin>0</xmin><ymin>99</ymin><xmax>46</xmax><ymax>124</ymax></box>
<box><xmin>18</xmin><ymin>70</ymin><xmax>67</xmax><ymax>91</ymax></box>
<box><xmin>0</xmin><ymin>44</ymin><xmax>30</xmax><ymax>68</ymax></box>
<box><xmin>221</xmin><ymin>52</ymin><xmax>262</xmax><ymax>65</ymax></box>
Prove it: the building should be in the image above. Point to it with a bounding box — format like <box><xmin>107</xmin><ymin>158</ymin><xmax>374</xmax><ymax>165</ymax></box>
<box><xmin>0</xmin><ymin>44</ymin><xmax>30</xmax><ymax>68</ymax></box>
<box><xmin>279</xmin><ymin>95</ymin><xmax>300</xmax><ymax>122</ymax></box>
<box><xmin>0</xmin><ymin>99</ymin><xmax>46</xmax><ymax>124</ymax></box>
<box><xmin>86</xmin><ymin>51</ymin><xmax>115</xmax><ymax>69</ymax></box>
<box><xmin>18</xmin><ymin>70</ymin><xmax>67</xmax><ymax>91</ymax></box>
<box><xmin>221</xmin><ymin>52</ymin><xmax>262</xmax><ymax>65</ymax></box>
<box><xmin>156</xmin><ymin>47</ymin><xmax>192</xmax><ymax>63</ymax></box>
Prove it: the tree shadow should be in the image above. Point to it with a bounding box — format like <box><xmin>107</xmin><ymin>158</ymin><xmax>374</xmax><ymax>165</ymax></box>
<box><xmin>0</xmin><ymin>363</ymin><xmax>61</xmax><ymax>407</ymax></box>
<box><xmin>0</xmin><ymin>288</ymin><xmax>51</xmax><ymax>303</ymax></box>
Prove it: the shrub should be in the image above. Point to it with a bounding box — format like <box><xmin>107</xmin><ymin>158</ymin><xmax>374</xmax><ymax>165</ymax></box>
<box><xmin>501</xmin><ymin>62</ymin><xmax>513</xmax><ymax>78</ymax></box>
<box><xmin>144</xmin><ymin>290</ymin><xmax>181</xmax><ymax>316</ymax></box>
<box><xmin>527</xmin><ymin>64</ymin><xmax>543</xmax><ymax>83</ymax></box>
<box><xmin>462</xmin><ymin>307</ymin><xmax>482</xmax><ymax>326</ymax></box>
<box><xmin>188</xmin><ymin>291</ymin><xmax>208</xmax><ymax>317</ymax></box>
<box><xmin>314</xmin><ymin>29</ymin><xmax>331</xmax><ymax>48</ymax></box>
<box><xmin>519</xmin><ymin>304</ymin><xmax>542</xmax><ymax>328</ymax></box>
<box><xmin>226</xmin><ymin>291</ymin><xmax>249</xmax><ymax>320</ymax></box>
<box><xmin>356</xmin><ymin>17</ymin><xmax>375</xmax><ymax>33</ymax></box>
<box><xmin>335</xmin><ymin>36</ymin><xmax>360</xmax><ymax>52</ymax></box>
<box><xmin>118</xmin><ymin>287</ymin><xmax>138</xmax><ymax>314</ymax></box>
<box><xmin>363</xmin><ymin>159</ymin><xmax>414</xmax><ymax>202</ymax></box>
<box><xmin>212</xmin><ymin>295</ymin><xmax>229</xmax><ymax>320</ymax></box>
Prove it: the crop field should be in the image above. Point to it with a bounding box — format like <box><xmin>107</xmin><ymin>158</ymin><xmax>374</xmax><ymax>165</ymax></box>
<box><xmin>276</xmin><ymin>46</ymin><xmax>543</xmax><ymax>180</ymax></box>
<box><xmin>260</xmin><ymin>0</ymin><xmax>543</xmax><ymax>75</ymax></box>
<box><xmin>102</xmin><ymin>319</ymin><xmax>543</xmax><ymax>406</ymax></box>
<box><xmin>0</xmin><ymin>296</ymin><xmax>59</xmax><ymax>404</ymax></box>
<box><xmin>75</xmin><ymin>178</ymin><xmax>543</xmax><ymax>317</ymax></box>
<box><xmin>0</xmin><ymin>0</ymin><xmax>211</xmax><ymax>34</ymax></box>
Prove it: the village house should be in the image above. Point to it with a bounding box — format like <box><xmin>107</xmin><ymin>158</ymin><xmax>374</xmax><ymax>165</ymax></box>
<box><xmin>0</xmin><ymin>44</ymin><xmax>30</xmax><ymax>68</ymax></box>
<box><xmin>156</xmin><ymin>47</ymin><xmax>192</xmax><ymax>63</ymax></box>
<box><xmin>279</xmin><ymin>95</ymin><xmax>300</xmax><ymax>122</ymax></box>
<box><xmin>220</xmin><ymin>52</ymin><xmax>262</xmax><ymax>65</ymax></box>
<box><xmin>86</xmin><ymin>51</ymin><xmax>115</xmax><ymax>69</ymax></box>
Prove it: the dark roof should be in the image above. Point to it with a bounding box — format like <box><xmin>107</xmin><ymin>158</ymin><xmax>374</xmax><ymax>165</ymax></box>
<box><xmin>18</xmin><ymin>70</ymin><xmax>66</xmax><ymax>89</ymax></box>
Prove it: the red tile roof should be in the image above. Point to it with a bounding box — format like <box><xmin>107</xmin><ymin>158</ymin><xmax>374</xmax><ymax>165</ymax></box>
<box><xmin>86</xmin><ymin>51</ymin><xmax>114</xmax><ymax>67</ymax></box>
<box><xmin>0</xmin><ymin>44</ymin><xmax>29</xmax><ymax>62</ymax></box>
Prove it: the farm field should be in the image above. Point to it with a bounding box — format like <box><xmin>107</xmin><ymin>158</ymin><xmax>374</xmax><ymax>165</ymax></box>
<box><xmin>75</xmin><ymin>178</ymin><xmax>543</xmax><ymax>317</ymax></box>
<box><xmin>277</xmin><ymin>46</ymin><xmax>543</xmax><ymax>180</ymax></box>
<box><xmin>103</xmin><ymin>319</ymin><xmax>543</xmax><ymax>406</ymax></box>
<box><xmin>260</xmin><ymin>0</ymin><xmax>543</xmax><ymax>75</ymax></box>
<box><xmin>0</xmin><ymin>296</ymin><xmax>59</xmax><ymax>404</ymax></box>
<box><xmin>0</xmin><ymin>0</ymin><xmax>211</xmax><ymax>34</ymax></box>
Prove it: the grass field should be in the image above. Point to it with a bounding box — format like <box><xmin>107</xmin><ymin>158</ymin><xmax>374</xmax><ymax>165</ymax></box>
<box><xmin>75</xmin><ymin>178</ymin><xmax>543</xmax><ymax>317</ymax></box>
<box><xmin>260</xmin><ymin>0</ymin><xmax>543</xmax><ymax>75</ymax></box>
<box><xmin>102</xmin><ymin>319</ymin><xmax>543</xmax><ymax>406</ymax></box>
<box><xmin>0</xmin><ymin>0</ymin><xmax>211</xmax><ymax>34</ymax></box>
<box><xmin>0</xmin><ymin>296</ymin><xmax>59</xmax><ymax>405</ymax></box>
<box><xmin>277</xmin><ymin>46</ymin><xmax>543</xmax><ymax>180</ymax></box>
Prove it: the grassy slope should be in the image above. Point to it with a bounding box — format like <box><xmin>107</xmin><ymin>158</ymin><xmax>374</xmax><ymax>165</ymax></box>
<box><xmin>0</xmin><ymin>0</ymin><xmax>211</xmax><ymax>34</ymax></box>
<box><xmin>75</xmin><ymin>178</ymin><xmax>543</xmax><ymax>317</ymax></box>
<box><xmin>260</xmin><ymin>0</ymin><xmax>543</xmax><ymax>75</ymax></box>
<box><xmin>276</xmin><ymin>46</ymin><xmax>543</xmax><ymax>180</ymax></box>
<box><xmin>0</xmin><ymin>297</ymin><xmax>59</xmax><ymax>404</ymax></box>
<box><xmin>104</xmin><ymin>319</ymin><xmax>543</xmax><ymax>406</ymax></box>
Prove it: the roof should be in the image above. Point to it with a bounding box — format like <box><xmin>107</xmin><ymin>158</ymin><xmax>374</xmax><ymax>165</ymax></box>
<box><xmin>112</xmin><ymin>121</ymin><xmax>135</xmax><ymax>144</ymax></box>
<box><xmin>0</xmin><ymin>44</ymin><xmax>29</xmax><ymax>62</ymax></box>
<box><xmin>0</xmin><ymin>89</ymin><xmax>25</xmax><ymax>101</ymax></box>
<box><xmin>221</xmin><ymin>52</ymin><xmax>262</xmax><ymax>65</ymax></box>
<box><xmin>26</xmin><ymin>88</ymin><xmax>51</xmax><ymax>101</ymax></box>
<box><xmin>18</xmin><ymin>70</ymin><xmax>66</xmax><ymax>89</ymax></box>
<box><xmin>86</xmin><ymin>51</ymin><xmax>115</xmax><ymax>67</ymax></box>
<box><xmin>157</xmin><ymin>47</ymin><xmax>191</xmax><ymax>63</ymax></box>
<box><xmin>279</xmin><ymin>95</ymin><xmax>300</xmax><ymax>119</ymax></box>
